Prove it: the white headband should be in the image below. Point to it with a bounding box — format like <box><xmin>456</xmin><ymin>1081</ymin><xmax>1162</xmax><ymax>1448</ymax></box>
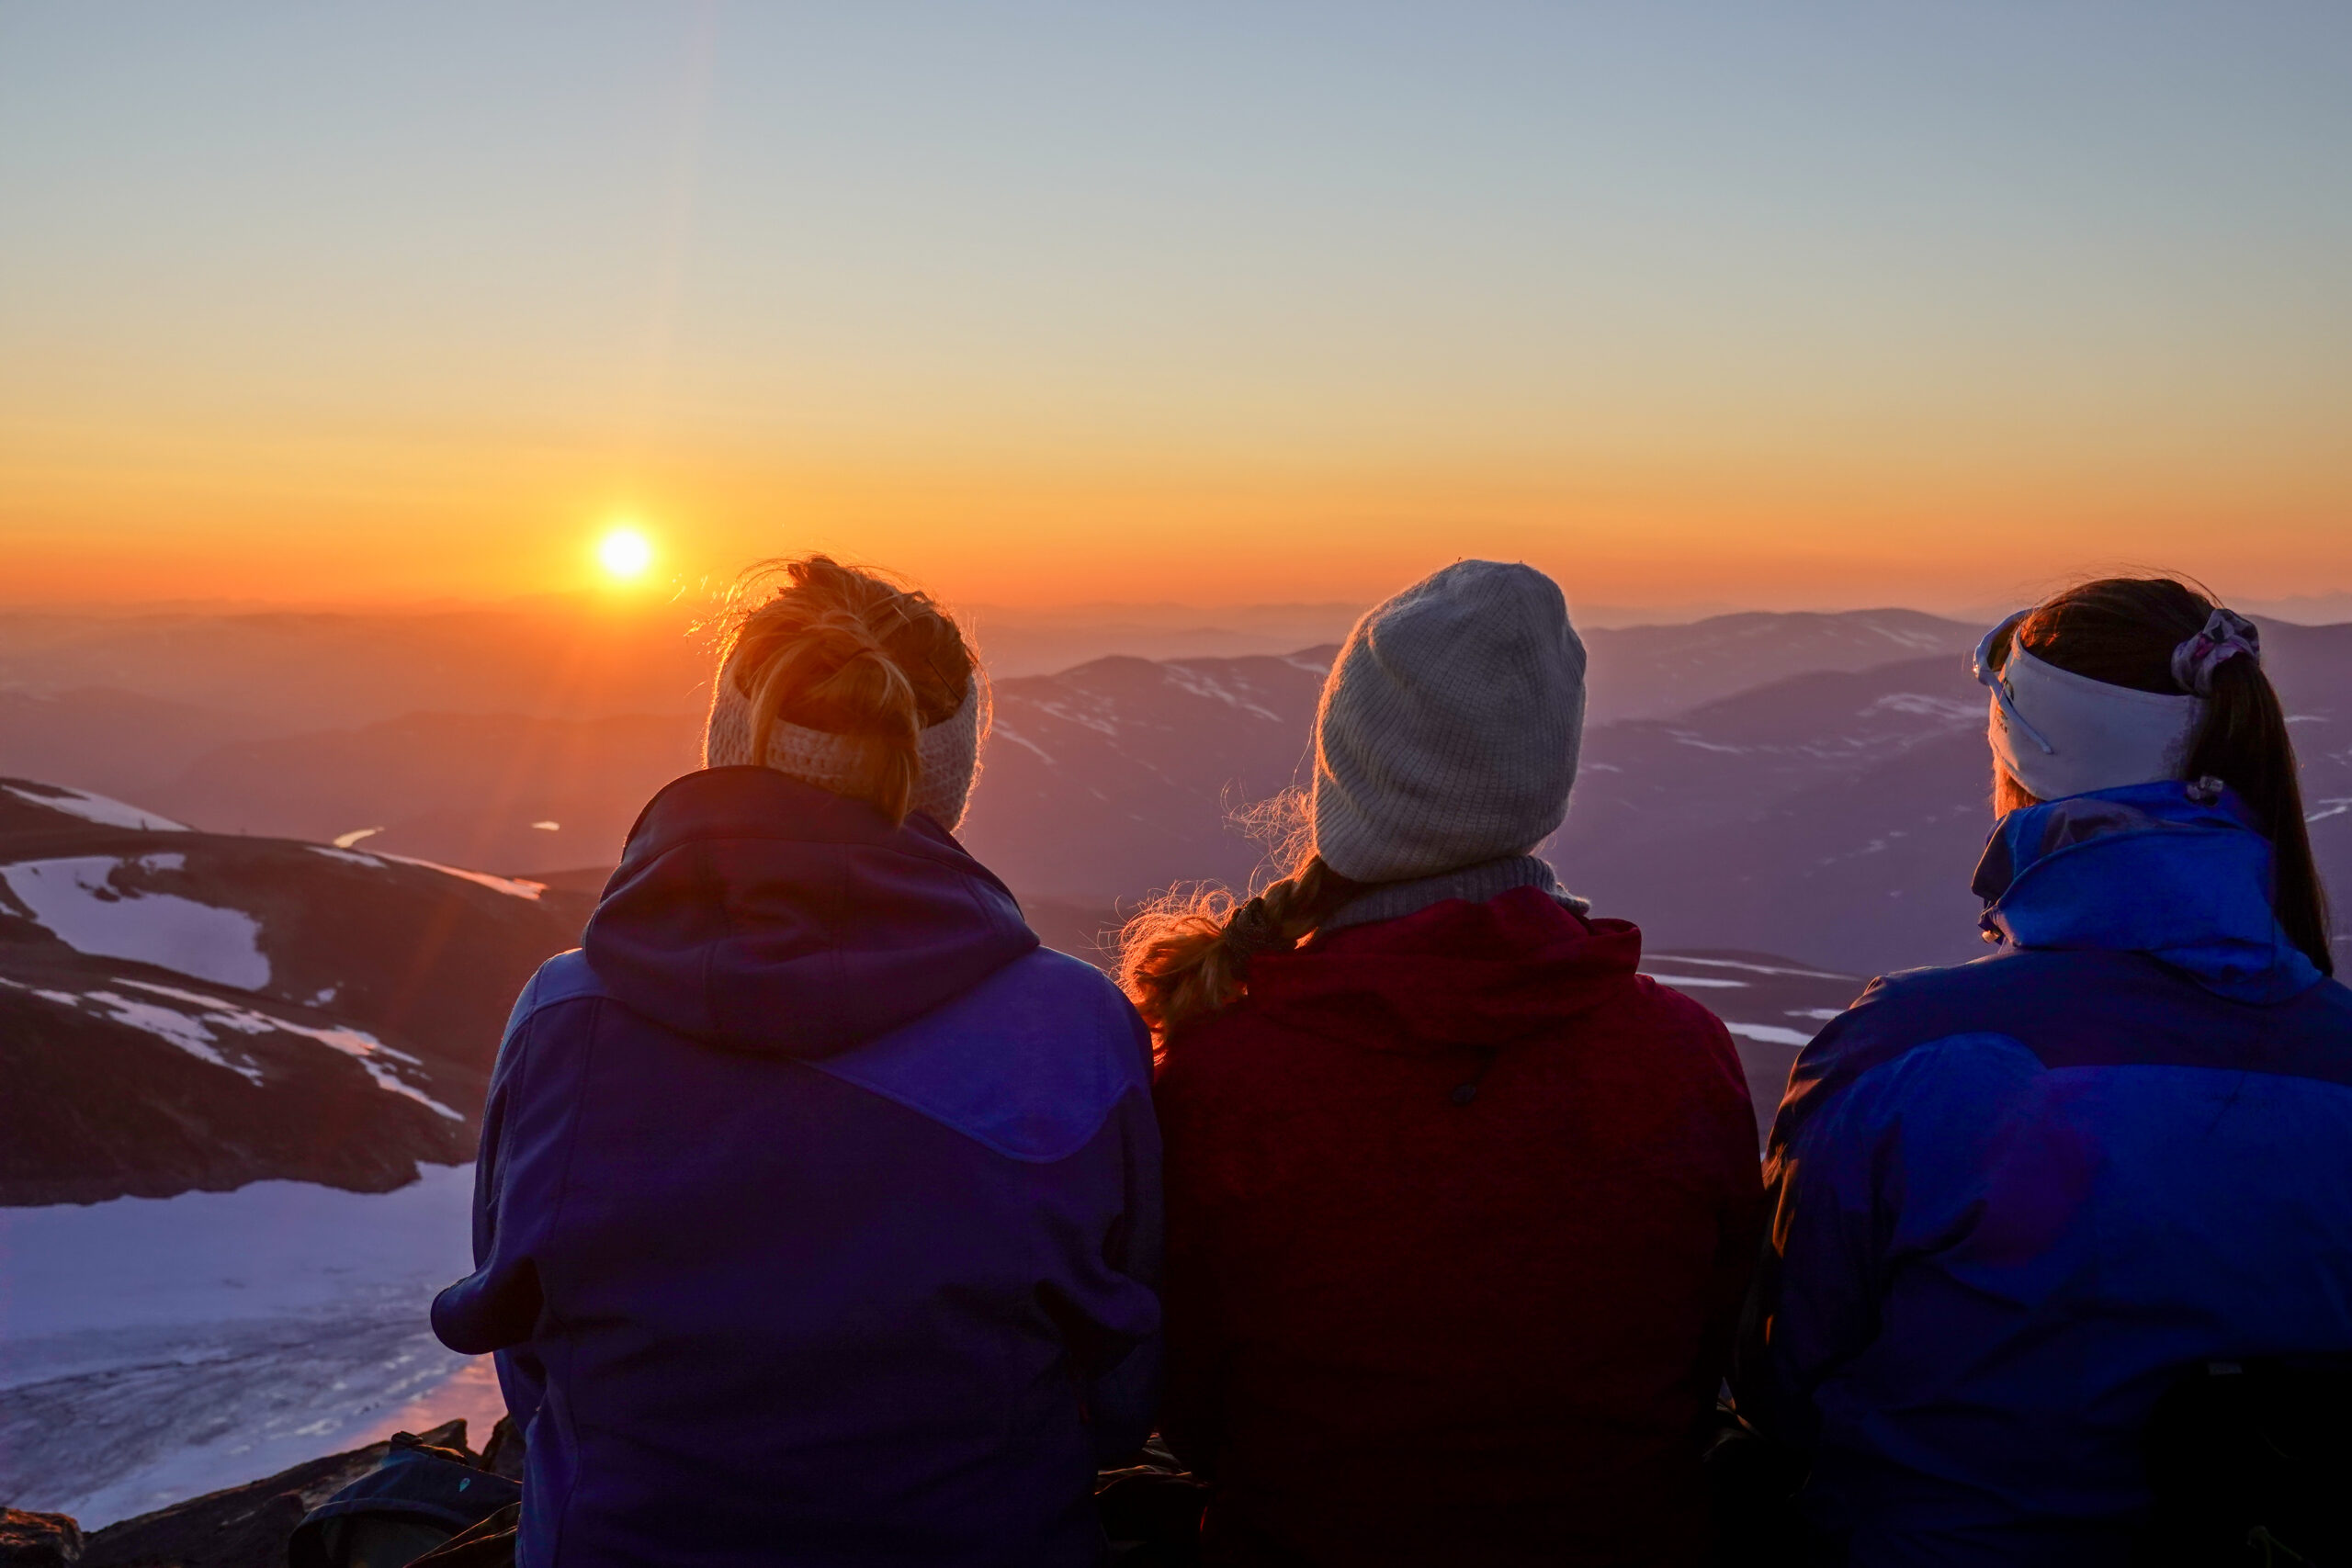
<box><xmin>703</xmin><ymin>660</ymin><xmax>988</xmax><ymax>831</ymax></box>
<box><xmin>1976</xmin><ymin>619</ymin><xmax>2202</xmax><ymax>803</ymax></box>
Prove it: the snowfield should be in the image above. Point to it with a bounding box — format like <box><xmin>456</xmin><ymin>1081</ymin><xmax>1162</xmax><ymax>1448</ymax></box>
<box><xmin>0</xmin><ymin>854</ymin><xmax>269</xmax><ymax>989</ymax></box>
<box><xmin>0</xmin><ymin>1167</ymin><xmax>502</xmax><ymax>1527</ymax></box>
<box><xmin>304</xmin><ymin>843</ymin><xmax>546</xmax><ymax>900</ymax></box>
<box><xmin>2</xmin><ymin>783</ymin><xmax>188</xmax><ymax>833</ymax></box>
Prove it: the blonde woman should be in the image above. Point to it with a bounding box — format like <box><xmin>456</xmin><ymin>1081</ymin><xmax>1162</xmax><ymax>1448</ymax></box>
<box><xmin>435</xmin><ymin>557</ymin><xmax>1162</xmax><ymax>1568</ymax></box>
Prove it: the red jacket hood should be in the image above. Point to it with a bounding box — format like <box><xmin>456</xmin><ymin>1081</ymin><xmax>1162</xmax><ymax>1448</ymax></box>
<box><xmin>1234</xmin><ymin>885</ymin><xmax>1645</xmax><ymax>1050</ymax></box>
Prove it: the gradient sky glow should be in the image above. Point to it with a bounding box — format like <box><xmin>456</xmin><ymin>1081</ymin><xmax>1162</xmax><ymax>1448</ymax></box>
<box><xmin>4</xmin><ymin>3</ymin><xmax>2348</xmax><ymax>612</ymax></box>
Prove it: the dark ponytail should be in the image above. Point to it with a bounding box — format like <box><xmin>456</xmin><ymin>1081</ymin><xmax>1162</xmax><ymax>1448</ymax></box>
<box><xmin>2004</xmin><ymin>577</ymin><xmax>2332</xmax><ymax>976</ymax></box>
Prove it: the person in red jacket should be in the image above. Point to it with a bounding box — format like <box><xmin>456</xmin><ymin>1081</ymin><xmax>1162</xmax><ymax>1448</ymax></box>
<box><xmin>1123</xmin><ymin>560</ymin><xmax>1762</xmax><ymax>1567</ymax></box>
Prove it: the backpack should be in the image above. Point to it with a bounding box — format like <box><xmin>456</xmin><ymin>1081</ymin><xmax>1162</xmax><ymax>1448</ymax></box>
<box><xmin>287</xmin><ymin>1430</ymin><xmax>521</xmax><ymax>1568</ymax></box>
<box><xmin>1703</xmin><ymin>1403</ymin><xmax>1810</xmax><ymax>1567</ymax></box>
<box><xmin>2138</xmin><ymin>1359</ymin><xmax>2352</xmax><ymax>1567</ymax></box>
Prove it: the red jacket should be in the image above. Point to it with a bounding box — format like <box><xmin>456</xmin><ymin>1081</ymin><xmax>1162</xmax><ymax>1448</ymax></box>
<box><xmin>1153</xmin><ymin>887</ymin><xmax>1761</xmax><ymax>1567</ymax></box>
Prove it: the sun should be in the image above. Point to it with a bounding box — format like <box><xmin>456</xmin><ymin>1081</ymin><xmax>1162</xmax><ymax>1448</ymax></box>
<box><xmin>597</xmin><ymin>525</ymin><xmax>654</xmax><ymax>580</ymax></box>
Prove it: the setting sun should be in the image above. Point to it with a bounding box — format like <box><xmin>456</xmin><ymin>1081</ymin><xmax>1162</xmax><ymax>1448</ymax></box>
<box><xmin>597</xmin><ymin>526</ymin><xmax>654</xmax><ymax>581</ymax></box>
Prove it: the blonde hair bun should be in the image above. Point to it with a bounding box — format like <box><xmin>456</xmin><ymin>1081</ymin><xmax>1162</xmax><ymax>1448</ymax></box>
<box><xmin>702</xmin><ymin>556</ymin><xmax>984</xmax><ymax>829</ymax></box>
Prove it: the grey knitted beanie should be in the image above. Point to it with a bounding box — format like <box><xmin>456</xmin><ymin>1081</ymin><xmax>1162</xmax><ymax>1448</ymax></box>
<box><xmin>1311</xmin><ymin>559</ymin><xmax>1587</xmax><ymax>883</ymax></box>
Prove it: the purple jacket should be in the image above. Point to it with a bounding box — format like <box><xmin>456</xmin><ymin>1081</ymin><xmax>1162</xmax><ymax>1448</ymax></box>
<box><xmin>433</xmin><ymin>767</ymin><xmax>1163</xmax><ymax>1568</ymax></box>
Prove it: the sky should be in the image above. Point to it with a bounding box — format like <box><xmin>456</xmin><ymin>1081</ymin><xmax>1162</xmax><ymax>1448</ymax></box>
<box><xmin>3</xmin><ymin>2</ymin><xmax>2348</xmax><ymax>615</ymax></box>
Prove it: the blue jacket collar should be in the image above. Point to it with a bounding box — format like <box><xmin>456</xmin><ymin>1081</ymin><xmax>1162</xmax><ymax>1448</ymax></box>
<box><xmin>583</xmin><ymin>767</ymin><xmax>1037</xmax><ymax>1057</ymax></box>
<box><xmin>1971</xmin><ymin>780</ymin><xmax>2323</xmax><ymax>1004</ymax></box>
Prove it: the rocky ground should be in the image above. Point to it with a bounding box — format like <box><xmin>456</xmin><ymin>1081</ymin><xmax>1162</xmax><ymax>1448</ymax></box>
<box><xmin>0</xmin><ymin>1416</ymin><xmax>501</xmax><ymax>1568</ymax></box>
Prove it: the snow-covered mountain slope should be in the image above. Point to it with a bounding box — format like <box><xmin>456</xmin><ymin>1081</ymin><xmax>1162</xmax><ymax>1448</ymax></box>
<box><xmin>0</xmin><ymin>779</ymin><xmax>589</xmax><ymax>1203</ymax></box>
<box><xmin>965</xmin><ymin>651</ymin><xmax>1332</xmax><ymax>900</ymax></box>
<box><xmin>0</xmin><ymin>1166</ymin><xmax>494</xmax><ymax>1528</ymax></box>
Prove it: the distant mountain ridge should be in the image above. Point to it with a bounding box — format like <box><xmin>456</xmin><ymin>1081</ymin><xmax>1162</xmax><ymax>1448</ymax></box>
<box><xmin>4</xmin><ymin>608</ymin><xmax>2344</xmax><ymax>977</ymax></box>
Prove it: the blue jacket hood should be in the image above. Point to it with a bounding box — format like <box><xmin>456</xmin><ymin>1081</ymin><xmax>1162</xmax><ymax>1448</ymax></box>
<box><xmin>1970</xmin><ymin>779</ymin><xmax>2324</xmax><ymax>1004</ymax></box>
<box><xmin>582</xmin><ymin>766</ymin><xmax>1038</xmax><ymax>1057</ymax></box>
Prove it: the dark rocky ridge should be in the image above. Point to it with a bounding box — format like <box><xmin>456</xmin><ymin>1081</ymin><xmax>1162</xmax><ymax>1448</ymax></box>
<box><xmin>0</xmin><ymin>781</ymin><xmax>588</xmax><ymax>1204</ymax></box>
<box><xmin>0</xmin><ymin>1508</ymin><xmax>83</xmax><ymax>1566</ymax></box>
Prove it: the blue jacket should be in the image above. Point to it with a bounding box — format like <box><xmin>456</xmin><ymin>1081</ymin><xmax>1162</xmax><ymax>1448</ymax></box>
<box><xmin>433</xmin><ymin>767</ymin><xmax>1163</xmax><ymax>1568</ymax></box>
<box><xmin>1738</xmin><ymin>781</ymin><xmax>2352</xmax><ymax>1565</ymax></box>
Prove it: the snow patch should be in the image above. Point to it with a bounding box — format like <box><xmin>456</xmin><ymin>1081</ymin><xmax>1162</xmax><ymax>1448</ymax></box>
<box><xmin>379</xmin><ymin>854</ymin><xmax>544</xmax><ymax>901</ymax></box>
<box><xmin>1866</xmin><ymin>693</ymin><xmax>1979</xmax><ymax>723</ymax></box>
<box><xmin>2307</xmin><ymin>798</ymin><xmax>2352</xmax><ymax>824</ymax></box>
<box><xmin>1640</xmin><ymin>972</ymin><xmax>1748</xmax><ymax>989</ymax></box>
<box><xmin>991</xmin><ymin>723</ymin><xmax>1056</xmax><ymax>765</ymax></box>
<box><xmin>112</xmin><ymin>979</ymin><xmax>462</xmax><ymax>1120</ymax></box>
<box><xmin>0</xmin><ymin>976</ymin><xmax>87</xmax><ymax>1008</ymax></box>
<box><xmin>333</xmin><ymin>827</ymin><xmax>384</xmax><ymax>849</ymax></box>
<box><xmin>1646</xmin><ymin>953</ymin><xmax>1854</xmax><ymax>981</ymax></box>
<box><xmin>1725</xmin><ymin>1021</ymin><xmax>1815</xmax><ymax>1047</ymax></box>
<box><xmin>80</xmin><ymin>990</ymin><xmax>266</xmax><ymax>1082</ymax></box>
<box><xmin>1031</xmin><ymin>698</ymin><xmax>1120</xmax><ymax>736</ymax></box>
<box><xmin>0</xmin><ymin>856</ymin><xmax>269</xmax><ymax>989</ymax></box>
<box><xmin>1161</xmin><ymin>664</ymin><xmax>1281</xmax><ymax>720</ymax></box>
<box><xmin>3</xmin><ymin>784</ymin><xmax>187</xmax><ymax>832</ymax></box>
<box><xmin>309</xmin><ymin>845</ymin><xmax>387</xmax><ymax>868</ymax></box>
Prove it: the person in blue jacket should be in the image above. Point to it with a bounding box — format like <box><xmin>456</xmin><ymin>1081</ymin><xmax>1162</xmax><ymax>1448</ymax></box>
<box><xmin>1736</xmin><ymin>576</ymin><xmax>2352</xmax><ymax>1564</ymax></box>
<box><xmin>433</xmin><ymin>555</ymin><xmax>1163</xmax><ymax>1568</ymax></box>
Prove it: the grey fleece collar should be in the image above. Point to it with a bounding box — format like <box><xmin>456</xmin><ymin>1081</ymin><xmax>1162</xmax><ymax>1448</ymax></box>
<box><xmin>1319</xmin><ymin>853</ymin><xmax>1588</xmax><ymax>935</ymax></box>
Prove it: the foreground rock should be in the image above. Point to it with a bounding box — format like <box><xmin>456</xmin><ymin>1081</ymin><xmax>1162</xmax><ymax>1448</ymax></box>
<box><xmin>54</xmin><ymin>1416</ymin><xmax>1193</xmax><ymax>1568</ymax></box>
<box><xmin>0</xmin><ymin>1509</ymin><xmax>84</xmax><ymax>1566</ymax></box>
<box><xmin>72</xmin><ymin>1419</ymin><xmax>479</xmax><ymax>1568</ymax></box>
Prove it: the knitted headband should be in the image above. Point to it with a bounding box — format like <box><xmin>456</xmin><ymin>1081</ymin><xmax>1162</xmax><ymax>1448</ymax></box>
<box><xmin>1973</xmin><ymin>605</ymin><xmax>2259</xmax><ymax>802</ymax></box>
<box><xmin>703</xmin><ymin>655</ymin><xmax>988</xmax><ymax>831</ymax></box>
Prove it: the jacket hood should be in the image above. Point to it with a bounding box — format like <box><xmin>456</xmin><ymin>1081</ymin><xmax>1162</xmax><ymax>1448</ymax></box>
<box><xmin>582</xmin><ymin>767</ymin><xmax>1037</xmax><ymax>1057</ymax></box>
<box><xmin>1237</xmin><ymin>885</ymin><xmax>1643</xmax><ymax>1049</ymax></box>
<box><xmin>1972</xmin><ymin>779</ymin><xmax>2323</xmax><ymax>1004</ymax></box>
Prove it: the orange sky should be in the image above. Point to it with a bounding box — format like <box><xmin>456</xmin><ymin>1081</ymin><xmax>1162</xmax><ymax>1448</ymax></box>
<box><xmin>4</xmin><ymin>6</ymin><xmax>2347</xmax><ymax>615</ymax></box>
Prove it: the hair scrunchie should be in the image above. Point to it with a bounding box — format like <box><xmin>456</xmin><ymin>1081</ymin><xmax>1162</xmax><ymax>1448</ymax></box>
<box><xmin>1223</xmin><ymin>896</ymin><xmax>1289</xmax><ymax>960</ymax></box>
<box><xmin>2169</xmin><ymin>607</ymin><xmax>2262</xmax><ymax>695</ymax></box>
